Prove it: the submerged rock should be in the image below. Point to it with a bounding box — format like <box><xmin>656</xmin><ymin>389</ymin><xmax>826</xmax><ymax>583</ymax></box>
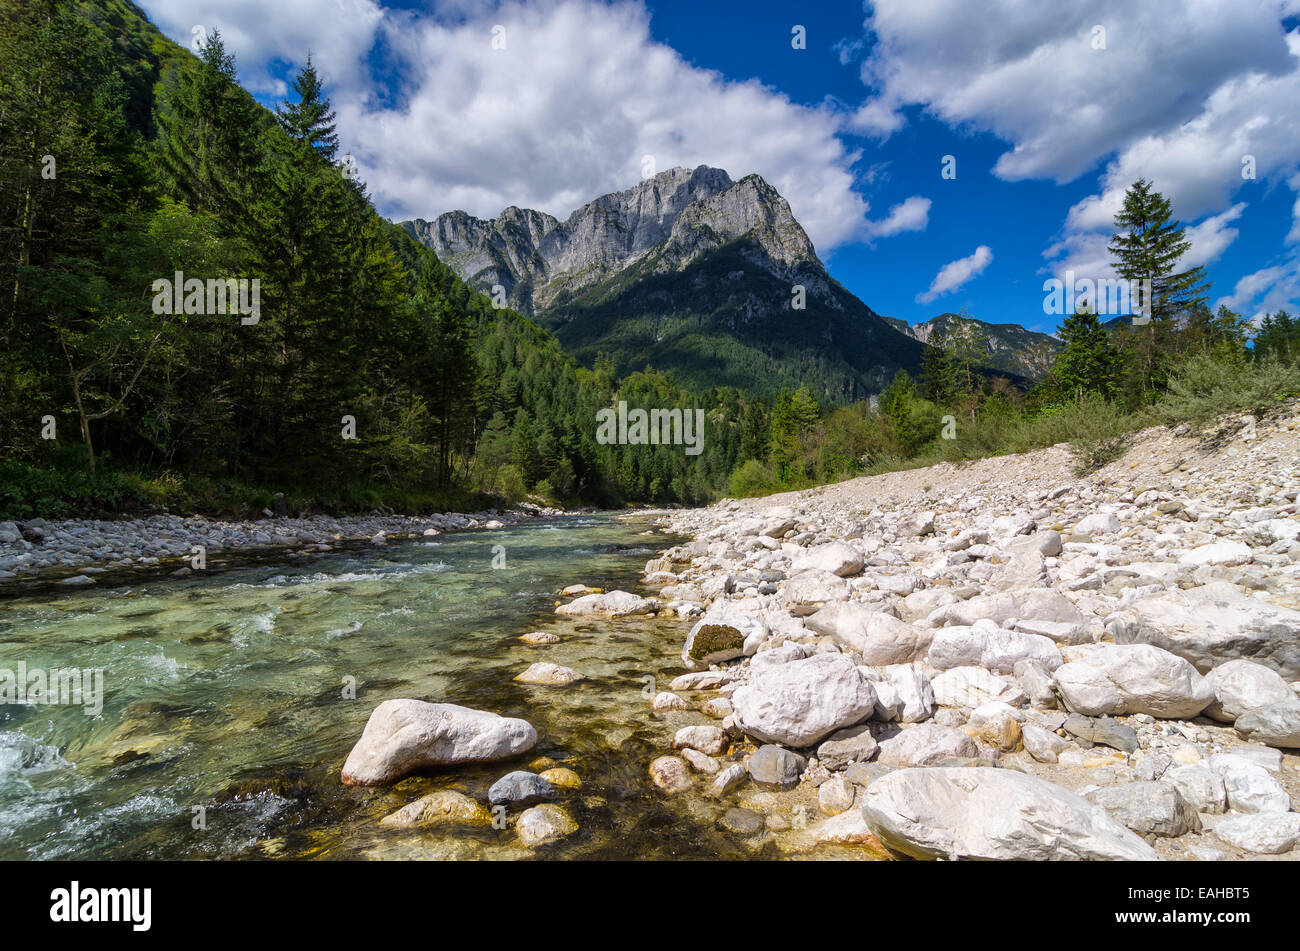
<box><xmin>379</xmin><ymin>790</ymin><xmax>493</xmax><ymax>828</ymax></box>
<box><xmin>516</xmin><ymin>804</ymin><xmax>578</xmax><ymax>848</ymax></box>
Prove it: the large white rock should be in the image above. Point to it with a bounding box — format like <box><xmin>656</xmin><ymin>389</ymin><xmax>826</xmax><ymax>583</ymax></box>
<box><xmin>555</xmin><ymin>590</ymin><xmax>657</xmax><ymax>618</ymax></box>
<box><xmin>805</xmin><ymin>602</ymin><xmax>930</xmax><ymax>665</ymax></box>
<box><xmin>1163</xmin><ymin>764</ymin><xmax>1227</xmax><ymax>814</ymax></box>
<box><xmin>1207</xmin><ymin>754</ymin><xmax>1292</xmax><ymax>814</ymax></box>
<box><xmin>1234</xmin><ymin>700</ymin><xmax>1300</xmax><ymax>749</ymax></box>
<box><xmin>926</xmin><ymin>589</ymin><xmax>1085</xmax><ymax>629</ymax></box>
<box><xmin>1075</xmin><ymin>512</ymin><xmax>1122</xmax><ymax>535</ymax></box>
<box><xmin>779</xmin><ymin>569</ymin><xmax>851</xmax><ymax>616</ymax></box>
<box><xmin>927</xmin><ymin>621</ymin><xmax>1062</xmax><ymax>675</ymax></box>
<box><xmin>1203</xmin><ymin>659</ymin><xmax>1295</xmax><ymax>722</ymax></box>
<box><xmin>680</xmin><ymin>602</ymin><xmax>767</xmax><ymax>671</ymax></box>
<box><xmin>1115</xmin><ymin>586</ymin><xmax>1300</xmax><ymax>679</ymax></box>
<box><xmin>1179</xmin><ymin>540</ymin><xmax>1254</xmax><ymax>566</ymax></box>
<box><xmin>880</xmin><ymin>663</ymin><xmax>934</xmax><ymax>722</ymax></box>
<box><xmin>792</xmin><ymin>541</ymin><xmax>864</xmax><ymax>577</ymax></box>
<box><xmin>1213</xmin><ymin>813</ymin><xmax>1300</xmax><ymax>854</ymax></box>
<box><xmin>1053</xmin><ymin>644</ymin><xmax>1213</xmax><ymax>718</ymax></box>
<box><xmin>861</xmin><ymin>767</ymin><xmax>1159</xmax><ymax>861</ymax></box>
<box><xmin>875</xmin><ymin>724</ymin><xmax>978</xmax><ymax>766</ymax></box>
<box><xmin>731</xmin><ymin>652</ymin><xmax>876</xmax><ymax>748</ymax></box>
<box><xmin>930</xmin><ymin>666</ymin><xmax>1027</xmax><ymax>709</ymax></box>
<box><xmin>341</xmin><ymin>700</ymin><xmax>537</xmax><ymax>785</ymax></box>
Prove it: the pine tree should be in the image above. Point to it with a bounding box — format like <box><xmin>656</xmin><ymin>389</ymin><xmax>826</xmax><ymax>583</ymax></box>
<box><xmin>920</xmin><ymin>344</ymin><xmax>957</xmax><ymax>404</ymax></box>
<box><xmin>1108</xmin><ymin>179</ymin><xmax>1209</xmax><ymax>322</ymax></box>
<box><xmin>1053</xmin><ymin>308</ymin><xmax>1118</xmax><ymax>400</ymax></box>
<box><xmin>276</xmin><ymin>54</ymin><xmax>338</xmax><ymax>162</ymax></box>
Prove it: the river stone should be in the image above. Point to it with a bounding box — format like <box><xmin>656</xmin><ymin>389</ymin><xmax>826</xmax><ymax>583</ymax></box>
<box><xmin>488</xmin><ymin>770</ymin><xmax>557</xmax><ymax>806</ymax></box>
<box><xmin>514</xmin><ymin>662</ymin><xmax>584</xmax><ymax>686</ymax></box>
<box><xmin>1203</xmin><ymin>659</ymin><xmax>1295</xmax><ymax>722</ymax></box>
<box><xmin>804</xmin><ymin>603</ymin><xmax>930</xmax><ymax>665</ymax></box>
<box><xmin>649</xmin><ymin>756</ymin><xmax>694</xmax><ymax>793</ymax></box>
<box><xmin>673</xmin><ymin>725</ymin><xmax>729</xmax><ymax>757</ymax></box>
<box><xmin>861</xmin><ymin>767</ymin><xmax>1158</xmax><ymax>861</ymax></box>
<box><xmin>341</xmin><ymin>699</ymin><xmax>538</xmax><ymax>786</ymax></box>
<box><xmin>1115</xmin><ymin>586</ymin><xmax>1300</xmax><ymax>680</ymax></box>
<box><xmin>1208</xmin><ymin>754</ymin><xmax>1292</xmax><ymax>813</ymax></box>
<box><xmin>731</xmin><ymin>652</ymin><xmax>876</xmax><ymax>747</ymax></box>
<box><xmin>1022</xmin><ymin>723</ymin><xmax>1070</xmax><ymax>764</ymax></box>
<box><xmin>967</xmin><ymin>701</ymin><xmax>1023</xmax><ymax>752</ymax></box>
<box><xmin>702</xmin><ymin>697</ymin><xmax>733</xmax><ymax>719</ymax></box>
<box><xmin>681</xmin><ymin>602</ymin><xmax>767</xmax><ymax>671</ymax></box>
<box><xmin>711</xmin><ymin>763</ymin><xmax>748</xmax><ymax>797</ymax></box>
<box><xmin>379</xmin><ymin>790</ymin><xmax>493</xmax><ymax>828</ymax></box>
<box><xmin>1213</xmin><ymin>813</ymin><xmax>1300</xmax><ymax>854</ymax></box>
<box><xmin>719</xmin><ymin>807</ymin><xmax>765</xmax><ymax>836</ymax></box>
<box><xmin>816</xmin><ymin>724</ymin><xmax>879</xmax><ymax>770</ymax></box>
<box><xmin>555</xmin><ymin>590</ymin><xmax>656</xmax><ymax>618</ymax></box>
<box><xmin>1163</xmin><ymin>764</ymin><xmax>1227</xmax><ymax>814</ymax></box>
<box><xmin>1085</xmin><ymin>782</ymin><xmax>1199</xmax><ymax>837</ymax></box>
<box><xmin>1053</xmin><ymin>644</ymin><xmax>1213</xmax><ymax>718</ymax></box>
<box><xmin>818</xmin><ymin>775</ymin><xmax>856</xmax><ymax>815</ymax></box>
<box><xmin>1063</xmin><ymin>714</ymin><xmax>1139</xmax><ymax>753</ymax></box>
<box><xmin>1234</xmin><ymin>700</ymin><xmax>1300</xmax><ymax>748</ymax></box>
<box><xmin>876</xmin><ymin>724</ymin><xmax>978</xmax><ymax>767</ymax></box>
<box><xmin>927</xmin><ymin>622</ymin><xmax>1062</xmax><ymax>675</ymax></box>
<box><xmin>1179</xmin><ymin>540</ymin><xmax>1253</xmax><ymax>566</ymax></box>
<box><xmin>516</xmin><ymin>804</ymin><xmax>578</xmax><ymax>848</ymax></box>
<box><xmin>652</xmin><ymin>691</ymin><xmax>689</xmax><ymax>713</ymax></box>
<box><xmin>1014</xmin><ymin>659</ymin><xmax>1059</xmax><ymax>708</ymax></box>
<box><xmin>927</xmin><ymin>589</ymin><xmax>1085</xmax><ymax>629</ymax></box>
<box><xmin>747</xmin><ymin>745</ymin><xmax>806</xmax><ymax>786</ymax></box>
<box><xmin>792</xmin><ymin>541</ymin><xmax>864</xmax><ymax>577</ymax></box>
<box><xmin>780</xmin><ymin>569</ymin><xmax>851</xmax><ymax>616</ymax></box>
<box><xmin>520</xmin><ymin>631</ymin><xmax>561</xmax><ymax>645</ymax></box>
<box><xmin>539</xmin><ymin>767</ymin><xmax>581</xmax><ymax>789</ymax></box>
<box><xmin>681</xmin><ymin>748</ymin><xmax>720</xmax><ymax>773</ymax></box>
<box><xmin>879</xmin><ymin>663</ymin><xmax>935</xmax><ymax>722</ymax></box>
<box><xmin>930</xmin><ymin>667</ymin><xmax>1026</xmax><ymax>709</ymax></box>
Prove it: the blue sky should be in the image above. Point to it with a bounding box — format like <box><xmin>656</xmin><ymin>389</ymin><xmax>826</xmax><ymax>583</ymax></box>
<box><xmin>141</xmin><ymin>1</ymin><xmax>1300</xmax><ymax>334</ymax></box>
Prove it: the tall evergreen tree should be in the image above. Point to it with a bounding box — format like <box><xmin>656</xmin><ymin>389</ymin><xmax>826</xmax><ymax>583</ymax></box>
<box><xmin>1108</xmin><ymin>179</ymin><xmax>1209</xmax><ymax>322</ymax></box>
<box><xmin>1053</xmin><ymin>308</ymin><xmax>1118</xmax><ymax>400</ymax></box>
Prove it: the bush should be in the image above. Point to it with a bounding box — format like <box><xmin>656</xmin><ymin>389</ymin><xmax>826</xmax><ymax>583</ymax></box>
<box><xmin>728</xmin><ymin>459</ymin><xmax>780</xmax><ymax>498</ymax></box>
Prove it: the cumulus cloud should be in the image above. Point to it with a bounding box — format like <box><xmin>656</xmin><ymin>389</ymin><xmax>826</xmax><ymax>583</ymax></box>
<box><xmin>917</xmin><ymin>245</ymin><xmax>993</xmax><ymax>303</ymax></box>
<box><xmin>863</xmin><ymin>195</ymin><xmax>930</xmax><ymax>239</ymax></box>
<box><xmin>1215</xmin><ymin>255</ymin><xmax>1300</xmax><ymax>323</ymax></box>
<box><xmin>142</xmin><ymin>0</ymin><xmax>884</xmax><ymax>253</ymax></box>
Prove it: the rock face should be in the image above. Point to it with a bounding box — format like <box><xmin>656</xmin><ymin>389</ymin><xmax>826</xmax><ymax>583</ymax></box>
<box><xmin>731</xmin><ymin>652</ymin><xmax>877</xmax><ymax>747</ymax></box>
<box><xmin>1053</xmin><ymin>644</ymin><xmax>1213</xmax><ymax>718</ymax></box>
<box><xmin>403</xmin><ymin>165</ymin><xmax>925</xmax><ymax>396</ymax></box>
<box><xmin>861</xmin><ymin>767</ymin><xmax>1159</xmax><ymax>861</ymax></box>
<box><xmin>341</xmin><ymin>700</ymin><xmax>537</xmax><ymax>786</ymax></box>
<box><xmin>1115</xmin><ymin>587</ymin><xmax>1300</xmax><ymax>680</ymax></box>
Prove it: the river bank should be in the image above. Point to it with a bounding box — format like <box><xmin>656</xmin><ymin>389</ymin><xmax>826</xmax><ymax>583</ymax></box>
<box><xmin>618</xmin><ymin>405</ymin><xmax>1300</xmax><ymax>859</ymax></box>
<box><xmin>0</xmin><ymin>504</ymin><xmax>568</xmax><ymax>594</ymax></box>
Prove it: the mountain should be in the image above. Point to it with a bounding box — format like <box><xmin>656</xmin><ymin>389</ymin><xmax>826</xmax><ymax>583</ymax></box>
<box><xmin>884</xmin><ymin>312</ymin><xmax>1062</xmax><ymax>380</ymax></box>
<box><xmin>402</xmin><ymin>166</ymin><xmax>925</xmax><ymax>402</ymax></box>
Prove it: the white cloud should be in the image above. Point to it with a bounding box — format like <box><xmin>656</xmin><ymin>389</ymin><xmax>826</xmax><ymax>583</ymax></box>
<box><xmin>917</xmin><ymin>245</ymin><xmax>993</xmax><ymax>303</ymax></box>
<box><xmin>1214</xmin><ymin>255</ymin><xmax>1300</xmax><ymax>323</ymax></box>
<box><xmin>863</xmin><ymin>195</ymin><xmax>930</xmax><ymax>238</ymax></box>
<box><xmin>142</xmin><ymin>0</ymin><xmax>883</xmax><ymax>254</ymax></box>
<box><xmin>1182</xmin><ymin>203</ymin><xmax>1247</xmax><ymax>269</ymax></box>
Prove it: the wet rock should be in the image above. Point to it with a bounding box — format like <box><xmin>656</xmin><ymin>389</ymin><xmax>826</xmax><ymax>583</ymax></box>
<box><xmin>719</xmin><ymin>807</ymin><xmax>764</xmax><ymax>836</ymax></box>
<box><xmin>673</xmin><ymin>725</ymin><xmax>729</xmax><ymax>757</ymax></box>
<box><xmin>747</xmin><ymin>745</ymin><xmax>805</xmax><ymax>786</ymax></box>
<box><xmin>652</xmin><ymin>691</ymin><xmax>689</xmax><ymax>713</ymax></box>
<box><xmin>488</xmin><ymin>770</ymin><xmax>557</xmax><ymax>806</ymax></box>
<box><xmin>649</xmin><ymin>756</ymin><xmax>694</xmax><ymax>794</ymax></box>
<box><xmin>539</xmin><ymin>767</ymin><xmax>581</xmax><ymax>789</ymax></box>
<box><xmin>516</xmin><ymin>804</ymin><xmax>578</xmax><ymax>847</ymax></box>
<box><xmin>379</xmin><ymin>790</ymin><xmax>493</xmax><ymax>828</ymax></box>
<box><xmin>514</xmin><ymin>662</ymin><xmax>584</xmax><ymax>686</ymax></box>
<box><xmin>520</xmin><ymin>631</ymin><xmax>561</xmax><ymax>645</ymax></box>
<box><xmin>341</xmin><ymin>700</ymin><xmax>538</xmax><ymax>786</ymax></box>
<box><xmin>710</xmin><ymin>763</ymin><xmax>747</xmax><ymax>797</ymax></box>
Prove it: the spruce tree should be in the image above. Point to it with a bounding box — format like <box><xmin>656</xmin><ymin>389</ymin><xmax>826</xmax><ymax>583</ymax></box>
<box><xmin>1053</xmin><ymin>308</ymin><xmax>1118</xmax><ymax>400</ymax></box>
<box><xmin>1108</xmin><ymin>179</ymin><xmax>1209</xmax><ymax>322</ymax></box>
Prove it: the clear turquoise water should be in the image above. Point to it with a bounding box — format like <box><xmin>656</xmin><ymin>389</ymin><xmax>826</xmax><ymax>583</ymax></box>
<box><xmin>0</xmin><ymin>514</ymin><xmax>794</xmax><ymax>860</ymax></box>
